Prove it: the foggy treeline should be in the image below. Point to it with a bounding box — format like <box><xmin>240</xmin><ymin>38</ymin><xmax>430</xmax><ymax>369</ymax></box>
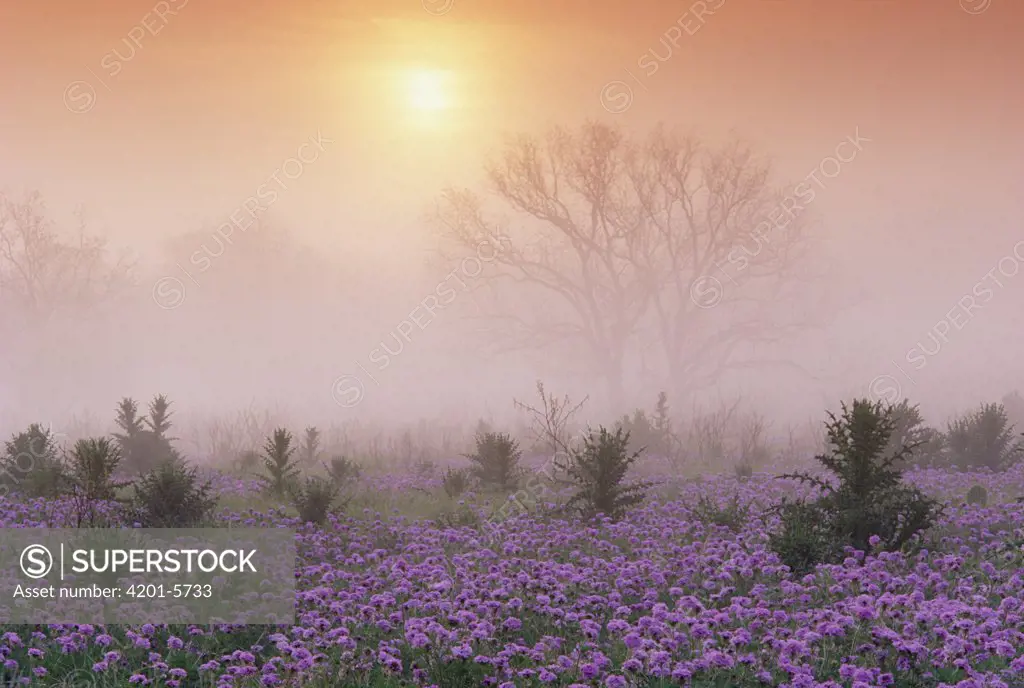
<box><xmin>2</xmin><ymin>123</ymin><xmax>1022</xmax><ymax>459</ymax></box>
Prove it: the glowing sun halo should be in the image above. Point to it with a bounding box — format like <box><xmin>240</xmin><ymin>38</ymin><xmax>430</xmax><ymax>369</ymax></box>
<box><xmin>405</xmin><ymin>68</ymin><xmax>452</xmax><ymax>112</ymax></box>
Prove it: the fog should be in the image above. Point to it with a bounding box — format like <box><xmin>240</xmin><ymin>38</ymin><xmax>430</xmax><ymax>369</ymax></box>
<box><xmin>1</xmin><ymin>0</ymin><xmax>1022</xmax><ymax>455</ymax></box>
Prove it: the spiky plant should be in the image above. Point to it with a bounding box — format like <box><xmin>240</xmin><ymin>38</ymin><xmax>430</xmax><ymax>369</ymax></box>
<box><xmin>464</xmin><ymin>432</ymin><xmax>522</xmax><ymax>491</ymax></box>
<box><xmin>113</xmin><ymin>397</ymin><xmax>146</xmax><ymax>443</ymax></box>
<box><xmin>886</xmin><ymin>399</ymin><xmax>943</xmax><ymax>467</ymax></box>
<box><xmin>291</xmin><ymin>475</ymin><xmax>345</xmax><ymax>526</ymax></box>
<box><xmin>146</xmin><ymin>394</ymin><xmax>175</xmax><ymax>441</ymax></box>
<box><xmin>299</xmin><ymin>426</ymin><xmax>321</xmax><ymax>467</ymax></box>
<box><xmin>259</xmin><ymin>428</ymin><xmax>300</xmax><ymax>498</ymax></box>
<box><xmin>945</xmin><ymin>402</ymin><xmax>1021</xmax><ymax>471</ymax></box>
<box><xmin>114</xmin><ymin>396</ymin><xmax>177</xmax><ymax>475</ymax></box>
<box><xmin>2</xmin><ymin>423</ymin><xmax>67</xmax><ymax>498</ymax></box>
<box><xmin>130</xmin><ymin>458</ymin><xmax>219</xmax><ymax>527</ymax></box>
<box><xmin>692</xmin><ymin>492</ymin><xmax>751</xmax><ymax>533</ymax></box>
<box><xmin>564</xmin><ymin>426</ymin><xmax>649</xmax><ymax>521</ymax></box>
<box><xmin>965</xmin><ymin>484</ymin><xmax>988</xmax><ymax>507</ymax></box>
<box><xmin>65</xmin><ymin>437</ymin><xmax>131</xmax><ymax>501</ymax></box>
<box><xmin>324</xmin><ymin>455</ymin><xmax>361</xmax><ymax>487</ymax></box>
<box><xmin>441</xmin><ymin>467</ymin><xmax>471</xmax><ymax>499</ymax></box>
<box><xmin>769</xmin><ymin>399</ymin><xmax>942</xmax><ymax>574</ymax></box>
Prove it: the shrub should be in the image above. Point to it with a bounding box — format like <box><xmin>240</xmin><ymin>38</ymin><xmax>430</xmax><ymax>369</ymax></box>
<box><xmin>769</xmin><ymin>399</ymin><xmax>942</xmax><ymax>574</ymax></box>
<box><xmin>1</xmin><ymin>423</ymin><xmax>67</xmax><ymax>498</ymax></box>
<box><xmin>130</xmin><ymin>458</ymin><xmax>219</xmax><ymax>527</ymax></box>
<box><xmin>965</xmin><ymin>484</ymin><xmax>988</xmax><ymax>507</ymax></box>
<box><xmin>299</xmin><ymin>426</ymin><xmax>321</xmax><ymax>467</ymax></box>
<box><xmin>733</xmin><ymin>460</ymin><xmax>754</xmax><ymax>481</ymax></box>
<box><xmin>113</xmin><ymin>397</ymin><xmax>146</xmax><ymax>442</ymax></box>
<box><xmin>464</xmin><ymin>432</ymin><xmax>522</xmax><ymax>491</ymax></box>
<box><xmin>884</xmin><ymin>399</ymin><xmax>943</xmax><ymax>467</ymax></box>
<box><xmin>563</xmin><ymin>426</ymin><xmax>649</xmax><ymax>520</ymax></box>
<box><xmin>436</xmin><ymin>503</ymin><xmax>480</xmax><ymax>529</ymax></box>
<box><xmin>114</xmin><ymin>396</ymin><xmax>179</xmax><ymax>475</ymax></box>
<box><xmin>617</xmin><ymin>409</ymin><xmax>653</xmax><ymax>457</ymax></box>
<box><xmin>146</xmin><ymin>393</ymin><xmax>174</xmax><ymax>439</ymax></box>
<box><xmin>65</xmin><ymin>437</ymin><xmax>131</xmax><ymax>501</ymax></box>
<box><xmin>234</xmin><ymin>449</ymin><xmax>261</xmax><ymax>474</ymax></box>
<box><xmin>117</xmin><ymin>430</ymin><xmax>178</xmax><ymax>476</ymax></box>
<box><xmin>767</xmin><ymin>501</ymin><xmax>841</xmax><ymax>575</ymax></box>
<box><xmin>1001</xmin><ymin>390</ymin><xmax>1024</xmax><ymax>432</ymax></box>
<box><xmin>945</xmin><ymin>402</ymin><xmax>1021</xmax><ymax>471</ymax></box>
<box><xmin>64</xmin><ymin>437</ymin><xmax>133</xmax><ymax>527</ymax></box>
<box><xmin>442</xmin><ymin>467</ymin><xmax>471</xmax><ymax>499</ymax></box>
<box><xmin>692</xmin><ymin>492</ymin><xmax>750</xmax><ymax>533</ymax></box>
<box><xmin>291</xmin><ymin>475</ymin><xmax>344</xmax><ymax>525</ymax></box>
<box><xmin>259</xmin><ymin>428</ymin><xmax>301</xmax><ymax>498</ymax></box>
<box><xmin>325</xmin><ymin>455</ymin><xmax>362</xmax><ymax>487</ymax></box>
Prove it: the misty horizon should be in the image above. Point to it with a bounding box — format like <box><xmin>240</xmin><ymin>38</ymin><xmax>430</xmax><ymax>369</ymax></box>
<box><xmin>2</xmin><ymin>0</ymin><xmax>1023</xmax><ymax>445</ymax></box>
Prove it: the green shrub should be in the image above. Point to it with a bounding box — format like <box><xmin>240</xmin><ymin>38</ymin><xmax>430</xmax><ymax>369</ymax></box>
<box><xmin>767</xmin><ymin>501</ymin><xmax>841</xmax><ymax>575</ymax></box>
<box><xmin>965</xmin><ymin>484</ymin><xmax>988</xmax><ymax>506</ymax></box>
<box><xmin>769</xmin><ymin>399</ymin><xmax>942</xmax><ymax>575</ymax></box>
<box><xmin>130</xmin><ymin>458</ymin><xmax>219</xmax><ymax>527</ymax></box>
<box><xmin>259</xmin><ymin>428</ymin><xmax>301</xmax><ymax>498</ymax></box>
<box><xmin>692</xmin><ymin>492</ymin><xmax>750</xmax><ymax>533</ymax></box>
<box><xmin>464</xmin><ymin>432</ymin><xmax>522</xmax><ymax>491</ymax></box>
<box><xmin>117</xmin><ymin>430</ymin><xmax>178</xmax><ymax>475</ymax></box>
<box><xmin>1</xmin><ymin>423</ymin><xmax>67</xmax><ymax>498</ymax></box>
<box><xmin>1001</xmin><ymin>390</ymin><xmax>1024</xmax><ymax>433</ymax></box>
<box><xmin>113</xmin><ymin>397</ymin><xmax>145</xmax><ymax>441</ymax></box>
<box><xmin>325</xmin><ymin>455</ymin><xmax>362</xmax><ymax>486</ymax></box>
<box><xmin>146</xmin><ymin>394</ymin><xmax>174</xmax><ymax>438</ymax></box>
<box><xmin>733</xmin><ymin>460</ymin><xmax>754</xmax><ymax>481</ymax></box>
<box><xmin>886</xmin><ymin>399</ymin><xmax>944</xmax><ymax>467</ymax></box>
<box><xmin>114</xmin><ymin>396</ymin><xmax>179</xmax><ymax>475</ymax></box>
<box><xmin>291</xmin><ymin>475</ymin><xmax>344</xmax><ymax>525</ymax></box>
<box><xmin>614</xmin><ymin>392</ymin><xmax>673</xmax><ymax>458</ymax></box>
<box><xmin>563</xmin><ymin>426</ymin><xmax>649</xmax><ymax>521</ymax></box>
<box><xmin>299</xmin><ymin>426</ymin><xmax>321</xmax><ymax>467</ymax></box>
<box><xmin>64</xmin><ymin>437</ymin><xmax>133</xmax><ymax>527</ymax></box>
<box><xmin>442</xmin><ymin>467</ymin><xmax>471</xmax><ymax>499</ymax></box>
<box><xmin>436</xmin><ymin>503</ymin><xmax>480</xmax><ymax>529</ymax></box>
<box><xmin>945</xmin><ymin>402</ymin><xmax>1021</xmax><ymax>471</ymax></box>
<box><xmin>65</xmin><ymin>437</ymin><xmax>131</xmax><ymax>501</ymax></box>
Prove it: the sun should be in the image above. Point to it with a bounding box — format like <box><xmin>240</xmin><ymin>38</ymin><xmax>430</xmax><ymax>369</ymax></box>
<box><xmin>405</xmin><ymin>68</ymin><xmax>452</xmax><ymax>112</ymax></box>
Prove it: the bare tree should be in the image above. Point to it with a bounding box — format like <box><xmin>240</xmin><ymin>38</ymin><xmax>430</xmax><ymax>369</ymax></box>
<box><xmin>433</xmin><ymin>122</ymin><xmax>821</xmax><ymax>408</ymax></box>
<box><xmin>627</xmin><ymin>126</ymin><xmax>820</xmax><ymax>392</ymax></box>
<box><xmin>434</xmin><ymin>124</ymin><xmax>654</xmax><ymax>405</ymax></box>
<box><xmin>0</xmin><ymin>191</ymin><xmax>134</xmax><ymax>329</ymax></box>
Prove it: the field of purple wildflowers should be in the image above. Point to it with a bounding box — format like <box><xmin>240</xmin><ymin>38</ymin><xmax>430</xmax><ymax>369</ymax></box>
<box><xmin>1</xmin><ymin>457</ymin><xmax>1023</xmax><ymax>688</ymax></box>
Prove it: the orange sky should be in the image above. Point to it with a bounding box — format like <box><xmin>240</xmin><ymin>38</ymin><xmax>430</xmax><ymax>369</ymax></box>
<box><xmin>2</xmin><ymin>1</ymin><xmax>1020</xmax><ymax>259</ymax></box>
<box><xmin>2</xmin><ymin>0</ymin><xmax>1023</xmax><ymax>420</ymax></box>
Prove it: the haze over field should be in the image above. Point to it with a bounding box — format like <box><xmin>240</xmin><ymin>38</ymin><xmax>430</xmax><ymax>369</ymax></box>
<box><xmin>1</xmin><ymin>0</ymin><xmax>1022</xmax><ymax>438</ymax></box>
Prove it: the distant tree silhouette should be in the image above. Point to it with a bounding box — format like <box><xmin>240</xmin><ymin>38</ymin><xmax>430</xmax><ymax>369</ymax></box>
<box><xmin>433</xmin><ymin>122</ymin><xmax>820</xmax><ymax>406</ymax></box>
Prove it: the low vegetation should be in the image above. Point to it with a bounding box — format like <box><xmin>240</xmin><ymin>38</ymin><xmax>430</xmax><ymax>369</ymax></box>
<box><xmin>0</xmin><ymin>389</ymin><xmax>1022</xmax><ymax>686</ymax></box>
